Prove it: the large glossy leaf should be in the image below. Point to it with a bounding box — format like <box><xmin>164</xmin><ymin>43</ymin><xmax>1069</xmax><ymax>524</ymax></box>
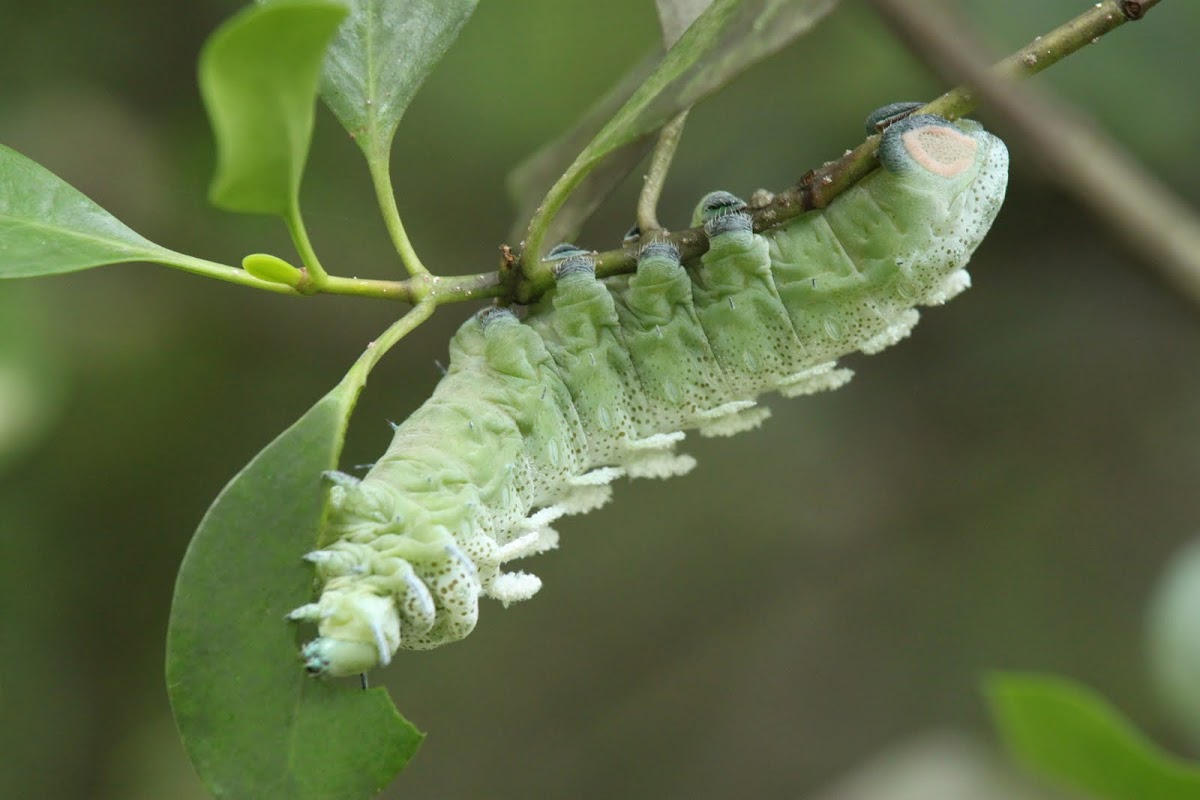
<box><xmin>167</xmin><ymin>371</ymin><xmax>422</xmax><ymax>799</ymax></box>
<box><xmin>987</xmin><ymin>673</ymin><xmax>1200</xmax><ymax>800</ymax></box>
<box><xmin>202</xmin><ymin>0</ymin><xmax>348</xmax><ymax>215</ymax></box>
<box><xmin>319</xmin><ymin>0</ymin><xmax>479</xmax><ymax>161</ymax></box>
<box><xmin>0</xmin><ymin>144</ymin><xmax>185</xmax><ymax>277</ymax></box>
<box><xmin>516</xmin><ymin>0</ymin><xmax>840</xmax><ymax>253</ymax></box>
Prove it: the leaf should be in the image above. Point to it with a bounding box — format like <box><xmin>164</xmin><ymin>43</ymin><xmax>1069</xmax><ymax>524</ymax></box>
<box><xmin>987</xmin><ymin>672</ymin><xmax>1200</xmax><ymax>800</ymax></box>
<box><xmin>201</xmin><ymin>0</ymin><xmax>349</xmax><ymax>216</ymax></box>
<box><xmin>318</xmin><ymin>0</ymin><xmax>479</xmax><ymax>161</ymax></box>
<box><xmin>0</xmin><ymin>144</ymin><xmax>185</xmax><ymax>278</ymax></box>
<box><xmin>519</xmin><ymin>0</ymin><xmax>841</xmax><ymax>254</ymax></box>
<box><xmin>166</xmin><ymin>372</ymin><xmax>422</xmax><ymax>799</ymax></box>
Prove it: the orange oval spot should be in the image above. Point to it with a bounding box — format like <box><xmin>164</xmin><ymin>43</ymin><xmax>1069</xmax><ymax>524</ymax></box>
<box><xmin>901</xmin><ymin>126</ymin><xmax>978</xmax><ymax>177</ymax></box>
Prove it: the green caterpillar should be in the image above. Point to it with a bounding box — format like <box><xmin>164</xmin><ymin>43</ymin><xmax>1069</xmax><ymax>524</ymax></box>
<box><xmin>288</xmin><ymin>112</ymin><xmax>1009</xmax><ymax>677</ymax></box>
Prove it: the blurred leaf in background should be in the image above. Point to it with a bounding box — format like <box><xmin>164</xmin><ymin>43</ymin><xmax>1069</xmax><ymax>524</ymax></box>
<box><xmin>1148</xmin><ymin>536</ymin><xmax>1200</xmax><ymax>749</ymax></box>
<box><xmin>809</xmin><ymin>732</ymin><xmax>1071</xmax><ymax>800</ymax></box>
<box><xmin>989</xmin><ymin>673</ymin><xmax>1200</xmax><ymax>800</ymax></box>
<box><xmin>0</xmin><ymin>285</ymin><xmax>67</xmax><ymax>472</ymax></box>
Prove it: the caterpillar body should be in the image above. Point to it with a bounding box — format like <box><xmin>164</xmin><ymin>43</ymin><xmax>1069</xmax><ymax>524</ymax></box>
<box><xmin>289</xmin><ymin>113</ymin><xmax>1009</xmax><ymax>677</ymax></box>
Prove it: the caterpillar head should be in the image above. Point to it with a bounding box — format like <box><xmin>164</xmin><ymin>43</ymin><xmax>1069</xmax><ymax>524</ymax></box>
<box><xmin>864</xmin><ymin>101</ymin><xmax>924</xmax><ymax>134</ymax></box>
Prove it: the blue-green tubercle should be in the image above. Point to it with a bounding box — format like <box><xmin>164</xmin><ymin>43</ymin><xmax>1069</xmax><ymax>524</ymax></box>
<box><xmin>290</xmin><ymin>114</ymin><xmax>1010</xmax><ymax>677</ymax></box>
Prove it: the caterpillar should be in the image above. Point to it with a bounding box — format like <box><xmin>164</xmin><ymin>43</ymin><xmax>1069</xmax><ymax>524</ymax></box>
<box><xmin>288</xmin><ymin>111</ymin><xmax>1009</xmax><ymax>677</ymax></box>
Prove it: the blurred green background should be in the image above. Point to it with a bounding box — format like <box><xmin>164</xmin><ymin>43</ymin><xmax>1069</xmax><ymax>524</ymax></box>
<box><xmin>2</xmin><ymin>1</ymin><xmax>1200</xmax><ymax>797</ymax></box>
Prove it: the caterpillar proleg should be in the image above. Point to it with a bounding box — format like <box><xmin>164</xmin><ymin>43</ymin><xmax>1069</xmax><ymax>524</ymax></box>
<box><xmin>291</xmin><ymin>111</ymin><xmax>1009</xmax><ymax>677</ymax></box>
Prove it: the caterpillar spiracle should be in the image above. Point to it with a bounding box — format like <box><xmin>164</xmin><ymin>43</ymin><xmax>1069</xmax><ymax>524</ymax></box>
<box><xmin>288</xmin><ymin>112</ymin><xmax>1009</xmax><ymax>677</ymax></box>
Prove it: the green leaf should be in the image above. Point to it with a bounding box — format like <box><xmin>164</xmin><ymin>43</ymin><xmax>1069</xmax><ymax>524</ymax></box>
<box><xmin>0</xmin><ymin>144</ymin><xmax>184</xmax><ymax>277</ymax></box>
<box><xmin>987</xmin><ymin>672</ymin><xmax>1200</xmax><ymax>800</ymax></box>
<box><xmin>201</xmin><ymin>0</ymin><xmax>349</xmax><ymax>216</ymax></box>
<box><xmin>166</xmin><ymin>372</ymin><xmax>422</xmax><ymax>799</ymax></box>
<box><xmin>318</xmin><ymin>0</ymin><xmax>479</xmax><ymax>161</ymax></box>
<box><xmin>520</xmin><ymin>0</ymin><xmax>840</xmax><ymax>256</ymax></box>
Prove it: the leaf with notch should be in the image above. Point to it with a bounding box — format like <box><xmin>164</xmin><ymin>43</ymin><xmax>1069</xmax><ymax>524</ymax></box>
<box><xmin>202</xmin><ymin>0</ymin><xmax>348</xmax><ymax>216</ymax></box>
<box><xmin>167</xmin><ymin>370</ymin><xmax>422</xmax><ymax>800</ymax></box>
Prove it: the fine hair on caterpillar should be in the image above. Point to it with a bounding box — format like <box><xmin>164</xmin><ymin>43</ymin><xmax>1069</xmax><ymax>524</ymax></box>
<box><xmin>287</xmin><ymin>109</ymin><xmax>1009</xmax><ymax>678</ymax></box>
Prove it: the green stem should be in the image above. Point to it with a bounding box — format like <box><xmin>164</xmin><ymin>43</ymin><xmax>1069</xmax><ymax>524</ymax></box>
<box><xmin>151</xmin><ymin>252</ymin><xmax>299</xmax><ymax>295</ymax></box>
<box><xmin>284</xmin><ymin>196</ymin><xmax>328</xmax><ymax>289</ymax></box>
<box><xmin>322</xmin><ymin>275</ymin><xmax>416</xmax><ymax>303</ymax></box>
<box><xmin>152</xmin><ymin>251</ymin><xmax>427</xmax><ymax>302</ymax></box>
<box><xmin>637</xmin><ymin>110</ymin><xmax>689</xmax><ymax>236</ymax></box>
<box><xmin>521</xmin><ymin>162</ymin><xmax>588</xmax><ymax>280</ymax></box>
<box><xmin>368</xmin><ymin>152</ymin><xmax>430</xmax><ymax>278</ymax></box>
<box><xmin>347</xmin><ymin>299</ymin><xmax>437</xmax><ymax>382</ymax></box>
<box><xmin>427</xmin><ymin>271</ymin><xmax>507</xmax><ymax>304</ymax></box>
<box><xmin>147</xmin><ymin>248</ymin><xmax>508</xmax><ymax>305</ymax></box>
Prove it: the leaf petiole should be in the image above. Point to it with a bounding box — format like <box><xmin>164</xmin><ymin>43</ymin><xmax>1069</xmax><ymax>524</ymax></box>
<box><xmin>368</xmin><ymin>153</ymin><xmax>430</xmax><ymax>278</ymax></box>
<box><xmin>346</xmin><ymin>298</ymin><xmax>437</xmax><ymax>384</ymax></box>
<box><xmin>636</xmin><ymin>109</ymin><xmax>690</xmax><ymax>236</ymax></box>
<box><xmin>284</xmin><ymin>196</ymin><xmax>329</xmax><ymax>289</ymax></box>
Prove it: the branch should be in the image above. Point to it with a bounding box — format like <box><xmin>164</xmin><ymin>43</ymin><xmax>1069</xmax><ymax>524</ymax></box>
<box><xmin>508</xmin><ymin>0</ymin><xmax>1161</xmax><ymax>304</ymax></box>
<box><xmin>869</xmin><ymin>0</ymin><xmax>1200</xmax><ymax>311</ymax></box>
<box><xmin>196</xmin><ymin>0</ymin><xmax>1161</xmax><ymax>311</ymax></box>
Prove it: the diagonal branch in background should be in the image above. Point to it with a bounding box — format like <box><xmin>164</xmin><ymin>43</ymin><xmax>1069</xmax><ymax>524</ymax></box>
<box><xmin>867</xmin><ymin>0</ymin><xmax>1200</xmax><ymax>312</ymax></box>
<box><xmin>511</xmin><ymin>0</ymin><xmax>1162</xmax><ymax>304</ymax></box>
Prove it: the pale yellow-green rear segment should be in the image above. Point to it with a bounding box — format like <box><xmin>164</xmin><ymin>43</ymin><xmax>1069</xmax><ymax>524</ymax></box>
<box><xmin>770</xmin><ymin>116</ymin><xmax>1007</xmax><ymax>363</ymax></box>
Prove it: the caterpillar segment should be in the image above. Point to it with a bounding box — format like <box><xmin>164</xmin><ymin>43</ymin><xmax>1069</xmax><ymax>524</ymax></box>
<box><xmin>292</xmin><ymin>111</ymin><xmax>1009</xmax><ymax>676</ymax></box>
